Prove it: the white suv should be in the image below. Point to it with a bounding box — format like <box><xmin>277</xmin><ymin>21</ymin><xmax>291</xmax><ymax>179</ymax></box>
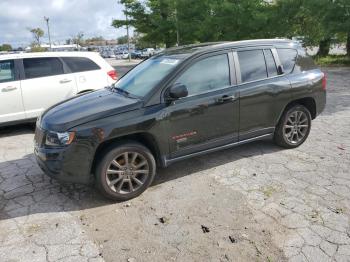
<box><xmin>140</xmin><ymin>48</ymin><xmax>155</xmax><ymax>58</ymax></box>
<box><xmin>0</xmin><ymin>52</ymin><xmax>117</xmax><ymax>126</ymax></box>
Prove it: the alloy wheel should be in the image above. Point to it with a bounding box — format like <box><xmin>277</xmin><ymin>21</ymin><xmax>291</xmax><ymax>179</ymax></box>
<box><xmin>105</xmin><ymin>152</ymin><xmax>149</xmax><ymax>194</ymax></box>
<box><xmin>283</xmin><ymin>110</ymin><xmax>309</xmax><ymax>144</ymax></box>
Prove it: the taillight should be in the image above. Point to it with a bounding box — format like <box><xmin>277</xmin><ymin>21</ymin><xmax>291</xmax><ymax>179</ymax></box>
<box><xmin>107</xmin><ymin>70</ymin><xmax>118</xmax><ymax>80</ymax></box>
<box><xmin>322</xmin><ymin>72</ymin><xmax>327</xmax><ymax>90</ymax></box>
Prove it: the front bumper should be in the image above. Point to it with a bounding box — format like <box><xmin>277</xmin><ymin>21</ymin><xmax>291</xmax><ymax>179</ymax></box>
<box><xmin>34</xmin><ymin>144</ymin><xmax>93</xmax><ymax>185</ymax></box>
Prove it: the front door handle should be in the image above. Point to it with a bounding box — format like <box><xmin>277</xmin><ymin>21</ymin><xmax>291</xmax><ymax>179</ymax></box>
<box><xmin>216</xmin><ymin>95</ymin><xmax>235</xmax><ymax>103</ymax></box>
<box><xmin>2</xmin><ymin>86</ymin><xmax>17</xmax><ymax>92</ymax></box>
<box><xmin>59</xmin><ymin>79</ymin><xmax>72</xmax><ymax>84</ymax></box>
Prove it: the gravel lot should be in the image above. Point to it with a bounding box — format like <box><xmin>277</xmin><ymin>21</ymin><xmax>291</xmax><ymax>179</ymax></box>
<box><xmin>0</xmin><ymin>67</ymin><xmax>349</xmax><ymax>262</ymax></box>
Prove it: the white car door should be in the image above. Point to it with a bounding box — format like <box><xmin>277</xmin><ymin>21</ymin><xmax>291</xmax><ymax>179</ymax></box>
<box><xmin>0</xmin><ymin>59</ymin><xmax>25</xmax><ymax>124</ymax></box>
<box><xmin>61</xmin><ymin>56</ymin><xmax>108</xmax><ymax>92</ymax></box>
<box><xmin>20</xmin><ymin>57</ymin><xmax>77</xmax><ymax>119</ymax></box>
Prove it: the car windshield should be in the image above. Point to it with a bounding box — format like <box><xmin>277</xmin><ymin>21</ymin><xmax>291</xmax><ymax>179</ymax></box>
<box><xmin>112</xmin><ymin>55</ymin><xmax>183</xmax><ymax>98</ymax></box>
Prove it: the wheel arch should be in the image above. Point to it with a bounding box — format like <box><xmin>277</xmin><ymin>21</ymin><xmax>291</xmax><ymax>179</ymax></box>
<box><xmin>274</xmin><ymin>97</ymin><xmax>314</xmax><ymax>148</ymax></box>
<box><xmin>91</xmin><ymin>132</ymin><xmax>162</xmax><ymax>176</ymax></box>
<box><xmin>279</xmin><ymin>97</ymin><xmax>317</xmax><ymax>124</ymax></box>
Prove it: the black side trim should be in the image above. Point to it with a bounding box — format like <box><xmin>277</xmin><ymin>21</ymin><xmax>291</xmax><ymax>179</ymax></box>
<box><xmin>239</xmin><ymin>127</ymin><xmax>275</xmax><ymax>141</ymax></box>
<box><xmin>170</xmin><ymin>133</ymin><xmax>236</xmax><ymax>159</ymax></box>
<box><xmin>163</xmin><ymin>133</ymin><xmax>273</xmax><ymax>166</ymax></box>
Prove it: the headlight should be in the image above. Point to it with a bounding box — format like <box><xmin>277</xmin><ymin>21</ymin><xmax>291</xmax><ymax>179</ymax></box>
<box><xmin>45</xmin><ymin>131</ymin><xmax>75</xmax><ymax>146</ymax></box>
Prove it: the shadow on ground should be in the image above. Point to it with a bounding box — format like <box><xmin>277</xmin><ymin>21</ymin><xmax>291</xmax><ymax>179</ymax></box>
<box><xmin>0</xmin><ymin>123</ymin><xmax>283</xmax><ymax>221</ymax></box>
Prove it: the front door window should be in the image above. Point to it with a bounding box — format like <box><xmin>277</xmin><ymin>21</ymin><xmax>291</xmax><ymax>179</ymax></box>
<box><xmin>175</xmin><ymin>54</ymin><xmax>230</xmax><ymax>96</ymax></box>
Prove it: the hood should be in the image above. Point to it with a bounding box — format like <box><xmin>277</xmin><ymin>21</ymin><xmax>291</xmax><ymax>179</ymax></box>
<box><xmin>40</xmin><ymin>89</ymin><xmax>142</xmax><ymax>131</ymax></box>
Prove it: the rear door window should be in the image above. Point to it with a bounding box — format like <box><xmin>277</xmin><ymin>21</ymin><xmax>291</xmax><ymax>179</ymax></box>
<box><xmin>23</xmin><ymin>57</ymin><xmax>64</xmax><ymax>79</ymax></box>
<box><xmin>277</xmin><ymin>48</ymin><xmax>298</xmax><ymax>74</ymax></box>
<box><xmin>62</xmin><ymin>57</ymin><xmax>100</xmax><ymax>73</ymax></box>
<box><xmin>263</xmin><ymin>49</ymin><xmax>278</xmax><ymax>77</ymax></box>
<box><xmin>237</xmin><ymin>50</ymin><xmax>267</xmax><ymax>83</ymax></box>
<box><xmin>0</xmin><ymin>60</ymin><xmax>15</xmax><ymax>83</ymax></box>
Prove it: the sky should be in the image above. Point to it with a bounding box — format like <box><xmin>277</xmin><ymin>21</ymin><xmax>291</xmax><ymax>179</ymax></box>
<box><xmin>0</xmin><ymin>0</ymin><xmax>129</xmax><ymax>47</ymax></box>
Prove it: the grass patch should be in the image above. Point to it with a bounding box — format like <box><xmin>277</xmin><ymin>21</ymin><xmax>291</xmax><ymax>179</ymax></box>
<box><xmin>261</xmin><ymin>185</ymin><xmax>279</xmax><ymax>198</ymax></box>
<box><xmin>314</xmin><ymin>55</ymin><xmax>350</xmax><ymax>66</ymax></box>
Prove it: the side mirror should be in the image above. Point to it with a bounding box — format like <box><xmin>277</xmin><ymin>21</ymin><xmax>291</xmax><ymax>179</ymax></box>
<box><xmin>168</xmin><ymin>83</ymin><xmax>188</xmax><ymax>100</ymax></box>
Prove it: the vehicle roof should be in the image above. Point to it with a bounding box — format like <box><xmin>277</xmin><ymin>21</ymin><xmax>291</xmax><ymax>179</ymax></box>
<box><xmin>162</xmin><ymin>39</ymin><xmax>300</xmax><ymax>57</ymax></box>
<box><xmin>0</xmin><ymin>51</ymin><xmax>101</xmax><ymax>60</ymax></box>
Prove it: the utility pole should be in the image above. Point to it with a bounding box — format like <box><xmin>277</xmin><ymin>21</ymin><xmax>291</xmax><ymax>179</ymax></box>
<box><xmin>44</xmin><ymin>17</ymin><xmax>52</xmax><ymax>51</ymax></box>
<box><xmin>125</xmin><ymin>9</ymin><xmax>131</xmax><ymax>61</ymax></box>
<box><xmin>118</xmin><ymin>1</ymin><xmax>131</xmax><ymax>61</ymax></box>
<box><xmin>175</xmin><ymin>0</ymin><xmax>179</xmax><ymax>46</ymax></box>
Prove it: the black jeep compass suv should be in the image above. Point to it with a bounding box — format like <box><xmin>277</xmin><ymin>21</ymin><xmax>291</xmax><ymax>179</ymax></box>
<box><xmin>34</xmin><ymin>39</ymin><xmax>326</xmax><ymax>201</ymax></box>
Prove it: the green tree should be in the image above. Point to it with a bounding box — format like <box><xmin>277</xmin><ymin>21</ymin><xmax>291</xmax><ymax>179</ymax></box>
<box><xmin>175</xmin><ymin>0</ymin><xmax>211</xmax><ymax>44</ymax></box>
<box><xmin>133</xmin><ymin>32</ymin><xmax>157</xmax><ymax>49</ymax></box>
<box><xmin>85</xmin><ymin>36</ymin><xmax>106</xmax><ymax>45</ymax></box>
<box><xmin>0</xmin><ymin>44</ymin><xmax>12</xmax><ymax>51</ymax></box>
<box><xmin>117</xmin><ymin>35</ymin><xmax>129</xmax><ymax>44</ymax></box>
<box><xmin>272</xmin><ymin>0</ymin><xmax>341</xmax><ymax>56</ymax></box>
<box><xmin>73</xmin><ymin>32</ymin><xmax>85</xmax><ymax>48</ymax></box>
<box><xmin>326</xmin><ymin>0</ymin><xmax>350</xmax><ymax>56</ymax></box>
<box><xmin>113</xmin><ymin>0</ymin><xmax>271</xmax><ymax>47</ymax></box>
<box><xmin>86</xmin><ymin>36</ymin><xmax>105</xmax><ymax>42</ymax></box>
<box><xmin>113</xmin><ymin>0</ymin><xmax>348</xmax><ymax>56</ymax></box>
<box><xmin>28</xmin><ymin>27</ymin><xmax>44</xmax><ymax>46</ymax></box>
<box><xmin>201</xmin><ymin>0</ymin><xmax>272</xmax><ymax>42</ymax></box>
<box><xmin>113</xmin><ymin>0</ymin><xmax>178</xmax><ymax>47</ymax></box>
<box><xmin>30</xmin><ymin>46</ymin><xmax>47</xmax><ymax>52</ymax></box>
<box><xmin>66</xmin><ymin>38</ymin><xmax>73</xmax><ymax>45</ymax></box>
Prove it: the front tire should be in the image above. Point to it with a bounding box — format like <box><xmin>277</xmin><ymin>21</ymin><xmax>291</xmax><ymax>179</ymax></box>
<box><xmin>274</xmin><ymin>105</ymin><xmax>312</xmax><ymax>148</ymax></box>
<box><xmin>95</xmin><ymin>142</ymin><xmax>156</xmax><ymax>201</ymax></box>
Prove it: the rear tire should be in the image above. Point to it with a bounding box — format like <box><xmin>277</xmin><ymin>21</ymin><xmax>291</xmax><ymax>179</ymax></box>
<box><xmin>95</xmin><ymin>142</ymin><xmax>156</xmax><ymax>201</ymax></box>
<box><xmin>274</xmin><ymin>105</ymin><xmax>312</xmax><ymax>148</ymax></box>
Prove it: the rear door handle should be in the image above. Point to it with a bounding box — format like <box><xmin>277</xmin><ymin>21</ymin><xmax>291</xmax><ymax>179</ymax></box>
<box><xmin>59</xmin><ymin>79</ymin><xmax>72</xmax><ymax>84</ymax></box>
<box><xmin>216</xmin><ymin>95</ymin><xmax>235</xmax><ymax>103</ymax></box>
<box><xmin>2</xmin><ymin>86</ymin><xmax>17</xmax><ymax>92</ymax></box>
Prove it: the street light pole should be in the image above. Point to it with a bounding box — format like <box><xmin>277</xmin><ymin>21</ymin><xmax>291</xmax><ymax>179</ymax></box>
<box><xmin>117</xmin><ymin>0</ymin><xmax>131</xmax><ymax>61</ymax></box>
<box><xmin>126</xmin><ymin>11</ymin><xmax>131</xmax><ymax>62</ymax></box>
<box><xmin>175</xmin><ymin>0</ymin><xmax>179</xmax><ymax>46</ymax></box>
<box><xmin>44</xmin><ymin>16</ymin><xmax>52</xmax><ymax>51</ymax></box>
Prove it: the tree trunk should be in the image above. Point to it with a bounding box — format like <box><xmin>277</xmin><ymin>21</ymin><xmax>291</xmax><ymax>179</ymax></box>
<box><xmin>317</xmin><ymin>38</ymin><xmax>331</xmax><ymax>57</ymax></box>
<box><xmin>347</xmin><ymin>32</ymin><xmax>350</xmax><ymax>57</ymax></box>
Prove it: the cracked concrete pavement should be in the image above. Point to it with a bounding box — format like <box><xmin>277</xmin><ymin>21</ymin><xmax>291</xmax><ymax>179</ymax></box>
<box><xmin>0</xmin><ymin>67</ymin><xmax>349</xmax><ymax>261</ymax></box>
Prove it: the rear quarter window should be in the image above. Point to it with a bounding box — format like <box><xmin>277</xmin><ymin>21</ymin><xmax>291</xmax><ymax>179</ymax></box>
<box><xmin>62</xmin><ymin>57</ymin><xmax>100</xmax><ymax>73</ymax></box>
<box><xmin>277</xmin><ymin>48</ymin><xmax>298</xmax><ymax>74</ymax></box>
<box><xmin>294</xmin><ymin>48</ymin><xmax>317</xmax><ymax>73</ymax></box>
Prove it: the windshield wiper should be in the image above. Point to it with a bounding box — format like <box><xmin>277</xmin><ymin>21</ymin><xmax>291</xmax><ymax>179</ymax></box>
<box><xmin>107</xmin><ymin>85</ymin><xmax>139</xmax><ymax>99</ymax></box>
<box><xmin>107</xmin><ymin>85</ymin><xmax>129</xmax><ymax>95</ymax></box>
<box><xmin>114</xmin><ymin>87</ymin><xmax>130</xmax><ymax>96</ymax></box>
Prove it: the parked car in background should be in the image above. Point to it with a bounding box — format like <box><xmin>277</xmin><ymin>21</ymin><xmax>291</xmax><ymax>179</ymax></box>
<box><xmin>118</xmin><ymin>51</ymin><xmax>130</xmax><ymax>60</ymax></box>
<box><xmin>0</xmin><ymin>52</ymin><xmax>117</xmax><ymax>126</ymax></box>
<box><xmin>101</xmin><ymin>50</ymin><xmax>116</xmax><ymax>58</ymax></box>
<box><xmin>34</xmin><ymin>39</ymin><xmax>326</xmax><ymax>201</ymax></box>
<box><xmin>108</xmin><ymin>51</ymin><xmax>117</xmax><ymax>58</ymax></box>
<box><xmin>100</xmin><ymin>52</ymin><xmax>109</xmax><ymax>58</ymax></box>
<box><xmin>154</xmin><ymin>48</ymin><xmax>165</xmax><ymax>55</ymax></box>
<box><xmin>140</xmin><ymin>48</ymin><xmax>155</xmax><ymax>58</ymax></box>
<box><xmin>131</xmin><ymin>50</ymin><xmax>142</xmax><ymax>59</ymax></box>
